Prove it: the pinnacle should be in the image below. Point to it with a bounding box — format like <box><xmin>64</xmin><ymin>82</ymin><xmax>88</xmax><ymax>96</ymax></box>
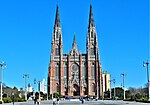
<box><xmin>54</xmin><ymin>5</ymin><xmax>61</xmax><ymax>27</ymax></box>
<box><xmin>72</xmin><ymin>33</ymin><xmax>77</xmax><ymax>49</ymax></box>
<box><xmin>88</xmin><ymin>5</ymin><xmax>95</xmax><ymax>28</ymax></box>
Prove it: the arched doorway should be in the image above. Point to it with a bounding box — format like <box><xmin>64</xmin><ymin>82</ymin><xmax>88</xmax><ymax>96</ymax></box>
<box><xmin>73</xmin><ymin>84</ymin><xmax>80</xmax><ymax>96</ymax></box>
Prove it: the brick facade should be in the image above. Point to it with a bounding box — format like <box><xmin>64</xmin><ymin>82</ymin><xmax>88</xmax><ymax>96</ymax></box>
<box><xmin>48</xmin><ymin>5</ymin><xmax>103</xmax><ymax>98</ymax></box>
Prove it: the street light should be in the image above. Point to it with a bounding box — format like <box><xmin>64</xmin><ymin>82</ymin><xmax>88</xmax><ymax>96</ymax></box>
<box><xmin>38</xmin><ymin>81</ymin><xmax>41</xmax><ymax>103</ymax></box>
<box><xmin>45</xmin><ymin>84</ymin><xmax>49</xmax><ymax>100</ymax></box>
<box><xmin>113</xmin><ymin>79</ymin><xmax>116</xmax><ymax>100</ymax></box>
<box><xmin>121</xmin><ymin>73</ymin><xmax>127</xmax><ymax>100</ymax></box>
<box><xmin>33</xmin><ymin>79</ymin><xmax>36</xmax><ymax>99</ymax></box>
<box><xmin>143</xmin><ymin>60</ymin><xmax>150</xmax><ymax>101</ymax></box>
<box><xmin>45</xmin><ymin>80</ymin><xmax>50</xmax><ymax>100</ymax></box>
<box><xmin>23</xmin><ymin>74</ymin><xmax>29</xmax><ymax>101</ymax></box>
<box><xmin>109</xmin><ymin>79</ymin><xmax>112</xmax><ymax>99</ymax></box>
<box><xmin>0</xmin><ymin>61</ymin><xmax>6</xmax><ymax>102</ymax></box>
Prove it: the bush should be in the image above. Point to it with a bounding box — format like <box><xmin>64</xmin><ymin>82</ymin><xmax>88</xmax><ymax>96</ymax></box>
<box><xmin>14</xmin><ymin>98</ymin><xmax>26</xmax><ymax>102</ymax></box>
<box><xmin>104</xmin><ymin>98</ymin><xmax>111</xmax><ymax>100</ymax></box>
<box><xmin>124</xmin><ymin>98</ymin><xmax>132</xmax><ymax>101</ymax></box>
<box><xmin>52</xmin><ymin>93</ymin><xmax>63</xmax><ymax>98</ymax></box>
<box><xmin>3</xmin><ymin>98</ymin><xmax>12</xmax><ymax>103</ymax></box>
<box><xmin>18</xmin><ymin>98</ymin><xmax>26</xmax><ymax>102</ymax></box>
<box><xmin>116</xmin><ymin>98</ymin><xmax>123</xmax><ymax>100</ymax></box>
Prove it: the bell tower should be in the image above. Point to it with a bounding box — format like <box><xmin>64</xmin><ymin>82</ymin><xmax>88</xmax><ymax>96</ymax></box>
<box><xmin>48</xmin><ymin>6</ymin><xmax>63</xmax><ymax>96</ymax></box>
<box><xmin>86</xmin><ymin>5</ymin><xmax>101</xmax><ymax>97</ymax></box>
<box><xmin>51</xmin><ymin>6</ymin><xmax>63</xmax><ymax>60</ymax></box>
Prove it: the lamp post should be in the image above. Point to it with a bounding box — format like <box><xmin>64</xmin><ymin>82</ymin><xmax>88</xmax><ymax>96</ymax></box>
<box><xmin>44</xmin><ymin>79</ymin><xmax>49</xmax><ymax>100</ymax></box>
<box><xmin>46</xmin><ymin>84</ymin><xmax>49</xmax><ymax>100</ymax></box>
<box><xmin>109</xmin><ymin>79</ymin><xmax>112</xmax><ymax>99</ymax></box>
<box><xmin>0</xmin><ymin>61</ymin><xmax>6</xmax><ymax>102</ymax></box>
<box><xmin>33</xmin><ymin>79</ymin><xmax>36</xmax><ymax>99</ymax></box>
<box><xmin>121</xmin><ymin>73</ymin><xmax>127</xmax><ymax>100</ymax></box>
<box><xmin>38</xmin><ymin>81</ymin><xmax>41</xmax><ymax>102</ymax></box>
<box><xmin>113</xmin><ymin>79</ymin><xmax>116</xmax><ymax>100</ymax></box>
<box><xmin>23</xmin><ymin>74</ymin><xmax>29</xmax><ymax>101</ymax></box>
<box><xmin>143</xmin><ymin>60</ymin><xmax>150</xmax><ymax>101</ymax></box>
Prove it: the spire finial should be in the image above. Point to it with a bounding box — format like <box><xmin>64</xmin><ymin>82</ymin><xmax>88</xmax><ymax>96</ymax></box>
<box><xmin>73</xmin><ymin>33</ymin><xmax>76</xmax><ymax>44</ymax></box>
<box><xmin>54</xmin><ymin>5</ymin><xmax>60</xmax><ymax>27</ymax></box>
<box><xmin>72</xmin><ymin>33</ymin><xmax>77</xmax><ymax>49</ymax></box>
<box><xmin>89</xmin><ymin>5</ymin><xmax>95</xmax><ymax>28</ymax></box>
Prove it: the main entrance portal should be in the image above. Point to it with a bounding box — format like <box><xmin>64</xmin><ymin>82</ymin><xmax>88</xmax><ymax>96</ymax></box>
<box><xmin>73</xmin><ymin>84</ymin><xmax>80</xmax><ymax>96</ymax></box>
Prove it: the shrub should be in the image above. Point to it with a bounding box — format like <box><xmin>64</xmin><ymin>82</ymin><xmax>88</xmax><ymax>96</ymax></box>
<box><xmin>15</xmin><ymin>98</ymin><xmax>26</xmax><ymax>102</ymax></box>
<box><xmin>104</xmin><ymin>98</ymin><xmax>111</xmax><ymax>100</ymax></box>
<box><xmin>3</xmin><ymin>98</ymin><xmax>12</xmax><ymax>103</ymax></box>
<box><xmin>124</xmin><ymin>98</ymin><xmax>132</xmax><ymax>101</ymax></box>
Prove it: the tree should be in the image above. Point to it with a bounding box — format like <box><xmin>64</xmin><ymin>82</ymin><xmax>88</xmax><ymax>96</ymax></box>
<box><xmin>128</xmin><ymin>87</ymin><xmax>137</xmax><ymax>100</ymax></box>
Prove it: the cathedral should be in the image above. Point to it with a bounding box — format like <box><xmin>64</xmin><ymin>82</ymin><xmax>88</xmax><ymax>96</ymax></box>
<box><xmin>48</xmin><ymin>5</ymin><xmax>103</xmax><ymax>98</ymax></box>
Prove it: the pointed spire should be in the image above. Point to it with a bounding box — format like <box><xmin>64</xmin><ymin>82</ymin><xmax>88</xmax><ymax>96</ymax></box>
<box><xmin>54</xmin><ymin>5</ymin><xmax>61</xmax><ymax>27</ymax></box>
<box><xmin>72</xmin><ymin>33</ymin><xmax>77</xmax><ymax>49</ymax></box>
<box><xmin>88</xmin><ymin>5</ymin><xmax>95</xmax><ymax>28</ymax></box>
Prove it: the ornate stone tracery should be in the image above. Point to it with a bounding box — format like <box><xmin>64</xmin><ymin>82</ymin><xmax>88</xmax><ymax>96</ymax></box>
<box><xmin>70</xmin><ymin>64</ymin><xmax>79</xmax><ymax>86</ymax></box>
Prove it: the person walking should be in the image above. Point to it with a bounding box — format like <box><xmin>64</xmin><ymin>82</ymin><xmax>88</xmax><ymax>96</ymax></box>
<box><xmin>57</xmin><ymin>97</ymin><xmax>60</xmax><ymax>105</ymax></box>
<box><xmin>34</xmin><ymin>97</ymin><xmax>37</xmax><ymax>104</ymax></box>
<box><xmin>37</xmin><ymin>98</ymin><xmax>40</xmax><ymax>105</ymax></box>
<box><xmin>12</xmin><ymin>98</ymin><xmax>14</xmax><ymax>105</ymax></box>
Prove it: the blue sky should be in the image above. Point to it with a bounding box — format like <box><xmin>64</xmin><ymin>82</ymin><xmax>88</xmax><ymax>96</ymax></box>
<box><xmin>0</xmin><ymin>0</ymin><xmax>149</xmax><ymax>90</ymax></box>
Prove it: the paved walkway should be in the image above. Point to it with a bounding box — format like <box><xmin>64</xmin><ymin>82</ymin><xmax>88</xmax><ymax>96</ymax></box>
<box><xmin>1</xmin><ymin>100</ymin><xmax>150</xmax><ymax>105</ymax></box>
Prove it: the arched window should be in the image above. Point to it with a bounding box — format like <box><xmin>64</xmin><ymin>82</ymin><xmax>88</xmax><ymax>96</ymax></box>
<box><xmin>64</xmin><ymin>87</ymin><xmax>67</xmax><ymax>95</ymax></box>
<box><xmin>91</xmin><ymin>45</ymin><xmax>94</xmax><ymax>55</ymax></box>
<box><xmin>56</xmin><ymin>83</ymin><xmax>59</xmax><ymax>92</ymax></box>
<box><xmin>91</xmin><ymin>31</ymin><xmax>94</xmax><ymax>38</ymax></box>
<box><xmin>91</xmin><ymin>63</ymin><xmax>95</xmax><ymax>79</ymax></box>
<box><xmin>56</xmin><ymin>31</ymin><xmax>59</xmax><ymax>39</ymax></box>
<box><xmin>82</xmin><ymin>63</ymin><xmax>87</xmax><ymax>77</ymax></box>
<box><xmin>92</xmin><ymin>83</ymin><xmax>95</xmax><ymax>92</ymax></box>
<box><xmin>64</xmin><ymin>63</ymin><xmax>67</xmax><ymax>77</ymax></box>
<box><xmin>84</xmin><ymin>87</ymin><xmax>87</xmax><ymax>95</ymax></box>
<box><xmin>56</xmin><ymin>64</ymin><xmax>59</xmax><ymax>79</ymax></box>
<box><xmin>55</xmin><ymin>45</ymin><xmax>59</xmax><ymax>56</ymax></box>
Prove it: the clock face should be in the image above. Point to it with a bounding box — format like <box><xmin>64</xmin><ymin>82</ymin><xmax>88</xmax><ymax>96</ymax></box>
<box><xmin>72</xmin><ymin>64</ymin><xmax>78</xmax><ymax>72</ymax></box>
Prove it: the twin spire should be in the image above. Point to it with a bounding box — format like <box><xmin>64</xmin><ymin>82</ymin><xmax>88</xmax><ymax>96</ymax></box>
<box><xmin>54</xmin><ymin>5</ymin><xmax>95</xmax><ymax>28</ymax></box>
<box><xmin>53</xmin><ymin>5</ymin><xmax>96</xmax><ymax>52</ymax></box>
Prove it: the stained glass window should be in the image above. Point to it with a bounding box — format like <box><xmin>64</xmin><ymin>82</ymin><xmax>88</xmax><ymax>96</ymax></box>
<box><xmin>91</xmin><ymin>63</ymin><xmax>95</xmax><ymax>78</ymax></box>
<box><xmin>64</xmin><ymin>63</ymin><xmax>67</xmax><ymax>77</ymax></box>
<box><xmin>56</xmin><ymin>64</ymin><xmax>59</xmax><ymax>79</ymax></box>
<box><xmin>82</xmin><ymin>63</ymin><xmax>87</xmax><ymax>77</ymax></box>
<box><xmin>92</xmin><ymin>83</ymin><xmax>95</xmax><ymax>92</ymax></box>
<box><xmin>56</xmin><ymin>83</ymin><xmax>59</xmax><ymax>92</ymax></box>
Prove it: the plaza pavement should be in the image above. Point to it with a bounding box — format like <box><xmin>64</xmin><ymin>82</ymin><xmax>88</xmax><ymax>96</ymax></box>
<box><xmin>1</xmin><ymin>100</ymin><xmax>150</xmax><ymax>105</ymax></box>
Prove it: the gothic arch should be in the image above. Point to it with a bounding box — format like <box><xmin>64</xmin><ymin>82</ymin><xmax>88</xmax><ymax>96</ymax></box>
<box><xmin>71</xmin><ymin>63</ymin><xmax>80</xmax><ymax>86</ymax></box>
<box><xmin>92</xmin><ymin>83</ymin><xmax>95</xmax><ymax>92</ymax></box>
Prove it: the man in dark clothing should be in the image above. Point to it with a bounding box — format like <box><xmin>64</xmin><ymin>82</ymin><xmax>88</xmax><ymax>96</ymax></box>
<box><xmin>34</xmin><ymin>97</ymin><xmax>37</xmax><ymax>104</ymax></box>
<box><xmin>12</xmin><ymin>98</ymin><xmax>14</xmax><ymax>105</ymax></box>
<box><xmin>57</xmin><ymin>97</ymin><xmax>60</xmax><ymax>105</ymax></box>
